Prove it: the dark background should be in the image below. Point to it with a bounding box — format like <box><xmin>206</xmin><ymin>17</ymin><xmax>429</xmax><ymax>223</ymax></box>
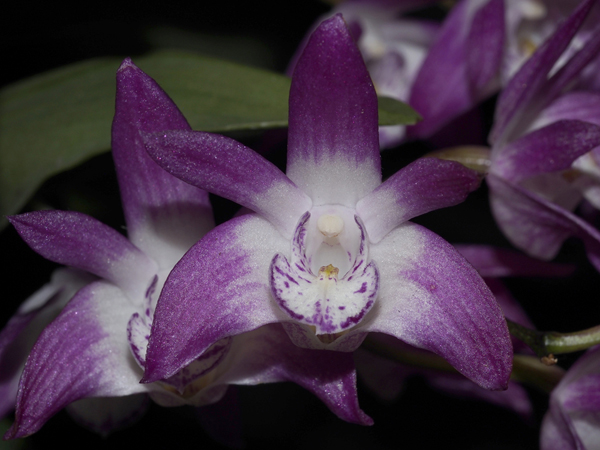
<box><xmin>2</xmin><ymin>1</ymin><xmax>598</xmax><ymax>448</ymax></box>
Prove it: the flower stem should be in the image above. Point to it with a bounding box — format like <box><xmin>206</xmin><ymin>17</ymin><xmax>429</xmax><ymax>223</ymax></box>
<box><xmin>507</xmin><ymin>319</ymin><xmax>600</xmax><ymax>357</ymax></box>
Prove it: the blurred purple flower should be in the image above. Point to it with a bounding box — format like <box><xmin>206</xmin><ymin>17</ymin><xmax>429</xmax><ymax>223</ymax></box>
<box><xmin>485</xmin><ymin>0</ymin><xmax>600</xmax><ymax>270</ymax></box>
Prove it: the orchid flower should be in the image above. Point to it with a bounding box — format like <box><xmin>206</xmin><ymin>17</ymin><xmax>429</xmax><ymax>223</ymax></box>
<box><xmin>3</xmin><ymin>57</ymin><xmax>370</xmax><ymax>438</ymax></box>
<box><xmin>483</xmin><ymin>0</ymin><xmax>600</xmax><ymax>270</ymax></box>
<box><xmin>356</xmin><ymin>245</ymin><xmax>574</xmax><ymax>420</ymax></box>
<box><xmin>540</xmin><ymin>344</ymin><xmax>600</xmax><ymax>449</ymax></box>
<box><xmin>141</xmin><ymin>15</ymin><xmax>513</xmax><ymax>392</ymax></box>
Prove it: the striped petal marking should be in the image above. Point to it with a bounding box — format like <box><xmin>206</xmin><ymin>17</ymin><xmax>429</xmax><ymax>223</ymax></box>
<box><xmin>127</xmin><ymin>275</ymin><xmax>232</xmax><ymax>396</ymax></box>
<box><xmin>270</xmin><ymin>207</ymin><xmax>379</xmax><ymax>337</ymax></box>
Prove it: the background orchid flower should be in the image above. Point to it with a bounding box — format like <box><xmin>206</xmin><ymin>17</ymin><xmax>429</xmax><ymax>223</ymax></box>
<box><xmin>483</xmin><ymin>0</ymin><xmax>600</xmax><ymax>270</ymax></box>
<box><xmin>540</xmin><ymin>344</ymin><xmax>600</xmax><ymax>449</ymax></box>
<box><xmin>3</xmin><ymin>58</ymin><xmax>370</xmax><ymax>438</ymax></box>
<box><xmin>142</xmin><ymin>14</ymin><xmax>513</xmax><ymax>392</ymax></box>
<box><xmin>0</xmin><ymin>268</ymin><xmax>94</xmax><ymax>420</ymax></box>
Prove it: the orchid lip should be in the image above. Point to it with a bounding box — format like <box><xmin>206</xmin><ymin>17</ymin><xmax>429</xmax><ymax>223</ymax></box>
<box><xmin>270</xmin><ymin>209</ymin><xmax>379</xmax><ymax>336</ymax></box>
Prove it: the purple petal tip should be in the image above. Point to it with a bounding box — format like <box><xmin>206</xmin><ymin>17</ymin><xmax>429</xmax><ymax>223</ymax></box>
<box><xmin>117</xmin><ymin>57</ymin><xmax>136</xmax><ymax>72</ymax></box>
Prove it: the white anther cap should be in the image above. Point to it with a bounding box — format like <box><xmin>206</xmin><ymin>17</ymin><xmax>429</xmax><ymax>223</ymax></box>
<box><xmin>317</xmin><ymin>214</ymin><xmax>344</xmax><ymax>238</ymax></box>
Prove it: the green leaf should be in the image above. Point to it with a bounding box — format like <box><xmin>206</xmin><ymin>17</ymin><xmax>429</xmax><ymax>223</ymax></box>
<box><xmin>0</xmin><ymin>50</ymin><xmax>419</xmax><ymax>223</ymax></box>
<box><xmin>377</xmin><ymin>96</ymin><xmax>421</xmax><ymax>126</ymax></box>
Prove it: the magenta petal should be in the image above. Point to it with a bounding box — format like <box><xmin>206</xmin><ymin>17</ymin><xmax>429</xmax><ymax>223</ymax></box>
<box><xmin>357</xmin><ymin>158</ymin><xmax>480</xmax><ymax>243</ymax></box>
<box><xmin>492</xmin><ymin>120</ymin><xmax>600</xmax><ymax>183</ymax></box>
<box><xmin>531</xmin><ymin>92</ymin><xmax>600</xmax><ymax>129</ymax></box>
<box><xmin>543</xmin><ymin>25</ymin><xmax>600</xmax><ymax>104</ymax></box>
<box><xmin>490</xmin><ymin>0</ymin><xmax>594</xmax><ymax>144</ymax></box>
<box><xmin>113</xmin><ymin>59</ymin><xmax>214</xmax><ymax>267</ymax></box>
<box><xmin>466</xmin><ymin>0</ymin><xmax>504</xmax><ymax>94</ymax></box>
<box><xmin>487</xmin><ymin>174</ymin><xmax>600</xmax><ymax>270</ymax></box>
<box><xmin>6</xmin><ymin>281</ymin><xmax>148</xmax><ymax>439</ymax></box>
<box><xmin>0</xmin><ymin>269</ymin><xmax>93</xmax><ymax>419</ymax></box>
<box><xmin>214</xmin><ymin>324</ymin><xmax>372</xmax><ymax>425</ymax></box>
<box><xmin>406</xmin><ymin>0</ymin><xmax>472</xmax><ymax>138</ymax></box>
<box><xmin>8</xmin><ymin>211</ymin><xmax>157</xmax><ymax>301</ymax></box>
<box><xmin>142</xmin><ymin>214</ymin><xmax>289</xmax><ymax>383</ymax></box>
<box><xmin>363</xmin><ymin>222</ymin><xmax>512</xmax><ymax>390</ymax></box>
<box><xmin>287</xmin><ymin>14</ymin><xmax>381</xmax><ymax>206</ymax></box>
<box><xmin>144</xmin><ymin>130</ymin><xmax>311</xmax><ymax>238</ymax></box>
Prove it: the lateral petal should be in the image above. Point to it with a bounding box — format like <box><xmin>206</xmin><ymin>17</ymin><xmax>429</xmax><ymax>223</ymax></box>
<box><xmin>492</xmin><ymin>120</ymin><xmax>600</xmax><ymax>183</ymax></box>
<box><xmin>142</xmin><ymin>214</ymin><xmax>289</xmax><ymax>383</ymax></box>
<box><xmin>113</xmin><ymin>59</ymin><xmax>214</xmax><ymax>269</ymax></box>
<box><xmin>360</xmin><ymin>222</ymin><xmax>513</xmax><ymax>390</ymax></box>
<box><xmin>287</xmin><ymin>14</ymin><xmax>381</xmax><ymax>206</ymax></box>
<box><xmin>6</xmin><ymin>281</ymin><xmax>149</xmax><ymax>439</ymax></box>
<box><xmin>144</xmin><ymin>130</ymin><xmax>311</xmax><ymax>238</ymax></box>
<box><xmin>8</xmin><ymin>211</ymin><xmax>157</xmax><ymax>302</ymax></box>
<box><xmin>356</xmin><ymin>157</ymin><xmax>480</xmax><ymax>243</ymax></box>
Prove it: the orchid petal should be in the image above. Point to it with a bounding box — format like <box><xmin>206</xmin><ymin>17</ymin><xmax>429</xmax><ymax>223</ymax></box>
<box><xmin>360</xmin><ymin>222</ymin><xmax>512</xmax><ymax>390</ymax></box>
<box><xmin>492</xmin><ymin>120</ymin><xmax>600</xmax><ymax>183</ymax></box>
<box><xmin>541</xmin><ymin>345</ymin><xmax>600</xmax><ymax>449</ymax></box>
<box><xmin>543</xmin><ymin>24</ymin><xmax>600</xmax><ymax>105</ymax></box>
<box><xmin>286</xmin><ymin>14</ymin><xmax>381</xmax><ymax>206</ymax></box>
<box><xmin>490</xmin><ymin>0</ymin><xmax>594</xmax><ymax>144</ymax></box>
<box><xmin>406</xmin><ymin>0</ymin><xmax>473</xmax><ymax>138</ymax></box>
<box><xmin>212</xmin><ymin>324</ymin><xmax>372</xmax><ymax>425</ymax></box>
<box><xmin>8</xmin><ymin>211</ymin><xmax>157</xmax><ymax>302</ymax></box>
<box><xmin>65</xmin><ymin>394</ymin><xmax>149</xmax><ymax>436</ymax></box>
<box><xmin>487</xmin><ymin>174</ymin><xmax>600</xmax><ymax>271</ymax></box>
<box><xmin>528</xmin><ymin>92</ymin><xmax>600</xmax><ymax>130</ymax></box>
<box><xmin>144</xmin><ymin>130</ymin><xmax>311</xmax><ymax>238</ymax></box>
<box><xmin>356</xmin><ymin>157</ymin><xmax>481</xmax><ymax>243</ymax></box>
<box><xmin>113</xmin><ymin>59</ymin><xmax>214</xmax><ymax>269</ymax></box>
<box><xmin>466</xmin><ymin>0</ymin><xmax>505</xmax><ymax>95</ymax></box>
<box><xmin>143</xmin><ymin>214</ymin><xmax>289</xmax><ymax>383</ymax></box>
<box><xmin>0</xmin><ymin>269</ymin><xmax>93</xmax><ymax>418</ymax></box>
<box><xmin>455</xmin><ymin>245</ymin><xmax>575</xmax><ymax>278</ymax></box>
<box><xmin>6</xmin><ymin>281</ymin><xmax>149</xmax><ymax>439</ymax></box>
<box><xmin>541</xmin><ymin>399</ymin><xmax>583</xmax><ymax>450</ymax></box>
<box><xmin>271</xmin><ymin>253</ymin><xmax>378</xmax><ymax>335</ymax></box>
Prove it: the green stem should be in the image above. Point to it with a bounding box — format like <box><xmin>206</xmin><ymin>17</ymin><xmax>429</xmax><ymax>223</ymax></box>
<box><xmin>507</xmin><ymin>319</ymin><xmax>600</xmax><ymax>357</ymax></box>
<box><xmin>544</xmin><ymin>325</ymin><xmax>600</xmax><ymax>354</ymax></box>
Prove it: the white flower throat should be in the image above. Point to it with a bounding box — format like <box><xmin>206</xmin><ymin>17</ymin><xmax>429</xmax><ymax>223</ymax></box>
<box><xmin>269</xmin><ymin>206</ymin><xmax>379</xmax><ymax>336</ymax></box>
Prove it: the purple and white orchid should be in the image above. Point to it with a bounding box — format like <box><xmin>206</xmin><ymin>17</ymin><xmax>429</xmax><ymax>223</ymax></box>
<box><xmin>484</xmin><ymin>0</ymin><xmax>600</xmax><ymax>270</ymax></box>
<box><xmin>2</xmin><ymin>57</ymin><xmax>370</xmax><ymax>438</ymax></box>
<box><xmin>141</xmin><ymin>15</ymin><xmax>513</xmax><ymax>391</ymax></box>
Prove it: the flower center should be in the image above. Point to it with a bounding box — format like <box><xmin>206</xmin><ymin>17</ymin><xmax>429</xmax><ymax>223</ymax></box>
<box><xmin>269</xmin><ymin>209</ymin><xmax>379</xmax><ymax>336</ymax></box>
